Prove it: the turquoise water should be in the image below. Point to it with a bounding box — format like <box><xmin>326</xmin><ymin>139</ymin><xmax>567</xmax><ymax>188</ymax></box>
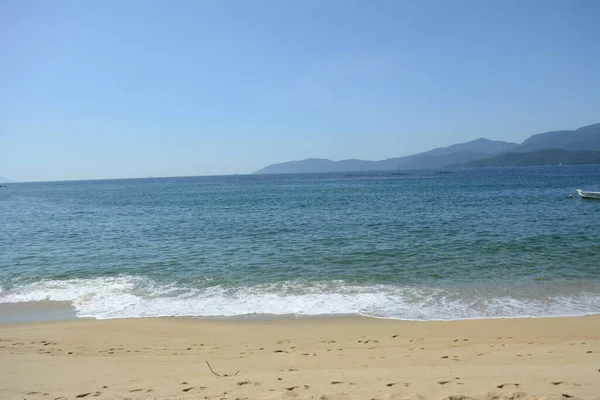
<box><xmin>1</xmin><ymin>166</ymin><xmax>600</xmax><ymax>320</ymax></box>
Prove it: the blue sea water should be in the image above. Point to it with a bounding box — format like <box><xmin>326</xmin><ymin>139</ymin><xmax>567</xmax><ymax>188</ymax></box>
<box><xmin>1</xmin><ymin>166</ymin><xmax>600</xmax><ymax>321</ymax></box>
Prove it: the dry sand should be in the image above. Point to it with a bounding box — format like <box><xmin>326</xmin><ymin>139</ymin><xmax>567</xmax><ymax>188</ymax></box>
<box><xmin>1</xmin><ymin>315</ymin><xmax>599</xmax><ymax>400</ymax></box>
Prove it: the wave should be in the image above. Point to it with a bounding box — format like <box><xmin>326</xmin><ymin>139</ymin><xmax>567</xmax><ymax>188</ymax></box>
<box><xmin>1</xmin><ymin>275</ymin><xmax>600</xmax><ymax>320</ymax></box>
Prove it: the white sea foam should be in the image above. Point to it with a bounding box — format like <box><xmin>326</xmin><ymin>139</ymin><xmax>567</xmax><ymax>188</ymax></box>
<box><xmin>1</xmin><ymin>276</ymin><xmax>600</xmax><ymax>320</ymax></box>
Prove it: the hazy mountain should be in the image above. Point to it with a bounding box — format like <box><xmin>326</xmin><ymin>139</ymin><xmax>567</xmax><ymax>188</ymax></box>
<box><xmin>254</xmin><ymin>158</ymin><xmax>365</xmax><ymax>174</ymax></box>
<box><xmin>253</xmin><ymin>157</ymin><xmax>403</xmax><ymax>174</ymax></box>
<box><xmin>454</xmin><ymin>122</ymin><xmax>600</xmax><ymax>167</ymax></box>
<box><xmin>397</xmin><ymin>150</ymin><xmax>502</xmax><ymax>170</ymax></box>
<box><xmin>255</xmin><ymin>122</ymin><xmax>600</xmax><ymax>174</ymax></box>
<box><xmin>0</xmin><ymin>176</ymin><xmax>11</xmax><ymax>183</ymax></box>
<box><xmin>418</xmin><ymin>138</ymin><xmax>519</xmax><ymax>157</ymax></box>
<box><xmin>512</xmin><ymin>122</ymin><xmax>600</xmax><ymax>153</ymax></box>
<box><xmin>461</xmin><ymin>149</ymin><xmax>600</xmax><ymax>167</ymax></box>
<box><xmin>395</xmin><ymin>138</ymin><xmax>518</xmax><ymax>170</ymax></box>
<box><xmin>254</xmin><ymin>138</ymin><xmax>518</xmax><ymax>174</ymax></box>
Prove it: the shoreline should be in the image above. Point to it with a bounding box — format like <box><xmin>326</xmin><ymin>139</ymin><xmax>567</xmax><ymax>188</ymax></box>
<box><xmin>2</xmin><ymin>315</ymin><xmax>599</xmax><ymax>399</ymax></box>
<box><xmin>2</xmin><ymin>299</ymin><xmax>599</xmax><ymax>325</ymax></box>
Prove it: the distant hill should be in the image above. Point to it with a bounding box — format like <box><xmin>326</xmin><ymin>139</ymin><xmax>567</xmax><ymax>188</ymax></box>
<box><xmin>254</xmin><ymin>138</ymin><xmax>518</xmax><ymax>174</ymax></box>
<box><xmin>0</xmin><ymin>176</ymin><xmax>11</xmax><ymax>183</ymax></box>
<box><xmin>512</xmin><ymin>122</ymin><xmax>600</xmax><ymax>153</ymax></box>
<box><xmin>396</xmin><ymin>150</ymin><xmax>503</xmax><ymax>170</ymax></box>
<box><xmin>461</xmin><ymin>149</ymin><xmax>600</xmax><ymax>167</ymax></box>
<box><xmin>418</xmin><ymin>137</ymin><xmax>519</xmax><ymax>157</ymax></box>
<box><xmin>253</xmin><ymin>158</ymin><xmax>378</xmax><ymax>174</ymax></box>
<box><xmin>253</xmin><ymin>157</ymin><xmax>407</xmax><ymax>174</ymax></box>
<box><xmin>254</xmin><ymin>122</ymin><xmax>600</xmax><ymax>174</ymax></box>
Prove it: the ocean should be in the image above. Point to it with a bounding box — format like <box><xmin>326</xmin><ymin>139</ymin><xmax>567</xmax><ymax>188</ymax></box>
<box><xmin>1</xmin><ymin>166</ymin><xmax>599</xmax><ymax>322</ymax></box>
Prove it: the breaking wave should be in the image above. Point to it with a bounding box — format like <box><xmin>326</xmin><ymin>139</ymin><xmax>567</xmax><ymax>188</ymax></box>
<box><xmin>1</xmin><ymin>275</ymin><xmax>599</xmax><ymax>320</ymax></box>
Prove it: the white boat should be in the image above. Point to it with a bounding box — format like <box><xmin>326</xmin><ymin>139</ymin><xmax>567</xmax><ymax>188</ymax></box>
<box><xmin>577</xmin><ymin>189</ymin><xmax>600</xmax><ymax>199</ymax></box>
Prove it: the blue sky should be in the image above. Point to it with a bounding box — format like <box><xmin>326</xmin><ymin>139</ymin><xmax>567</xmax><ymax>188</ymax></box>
<box><xmin>1</xmin><ymin>0</ymin><xmax>599</xmax><ymax>181</ymax></box>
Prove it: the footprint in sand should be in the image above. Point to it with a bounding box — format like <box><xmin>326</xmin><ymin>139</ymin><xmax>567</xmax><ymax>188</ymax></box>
<box><xmin>497</xmin><ymin>383</ymin><xmax>520</xmax><ymax>389</ymax></box>
<box><xmin>386</xmin><ymin>382</ymin><xmax>409</xmax><ymax>387</ymax></box>
<box><xmin>285</xmin><ymin>386</ymin><xmax>299</xmax><ymax>391</ymax></box>
<box><xmin>437</xmin><ymin>381</ymin><xmax>450</xmax><ymax>385</ymax></box>
<box><xmin>182</xmin><ymin>386</ymin><xmax>206</xmax><ymax>392</ymax></box>
<box><xmin>331</xmin><ymin>381</ymin><xmax>344</xmax><ymax>385</ymax></box>
<box><xmin>551</xmin><ymin>381</ymin><xmax>564</xmax><ymax>386</ymax></box>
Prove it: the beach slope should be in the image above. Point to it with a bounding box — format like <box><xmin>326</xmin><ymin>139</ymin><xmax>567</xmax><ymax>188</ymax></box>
<box><xmin>1</xmin><ymin>315</ymin><xmax>599</xmax><ymax>400</ymax></box>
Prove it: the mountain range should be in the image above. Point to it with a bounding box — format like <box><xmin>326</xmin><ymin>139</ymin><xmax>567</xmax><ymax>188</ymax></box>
<box><xmin>254</xmin><ymin>122</ymin><xmax>600</xmax><ymax>173</ymax></box>
<box><xmin>462</xmin><ymin>149</ymin><xmax>600</xmax><ymax>167</ymax></box>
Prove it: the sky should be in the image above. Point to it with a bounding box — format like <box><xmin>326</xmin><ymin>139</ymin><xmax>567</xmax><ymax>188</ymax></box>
<box><xmin>1</xmin><ymin>0</ymin><xmax>600</xmax><ymax>182</ymax></box>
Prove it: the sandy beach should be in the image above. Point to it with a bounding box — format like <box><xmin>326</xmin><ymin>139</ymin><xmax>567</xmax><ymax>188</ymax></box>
<box><xmin>1</xmin><ymin>315</ymin><xmax>599</xmax><ymax>400</ymax></box>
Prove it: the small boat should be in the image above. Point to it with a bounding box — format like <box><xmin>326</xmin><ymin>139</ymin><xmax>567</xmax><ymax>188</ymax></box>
<box><xmin>576</xmin><ymin>189</ymin><xmax>600</xmax><ymax>199</ymax></box>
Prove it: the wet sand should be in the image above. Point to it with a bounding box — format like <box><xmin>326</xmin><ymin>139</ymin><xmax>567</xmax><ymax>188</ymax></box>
<box><xmin>1</xmin><ymin>315</ymin><xmax>599</xmax><ymax>399</ymax></box>
<box><xmin>0</xmin><ymin>301</ymin><xmax>78</xmax><ymax>324</ymax></box>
